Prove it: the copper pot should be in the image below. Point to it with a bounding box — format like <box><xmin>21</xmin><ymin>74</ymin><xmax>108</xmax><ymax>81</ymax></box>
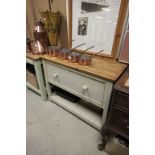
<box><xmin>47</xmin><ymin>46</ymin><xmax>60</xmax><ymax>57</ymax></box>
<box><xmin>68</xmin><ymin>52</ymin><xmax>81</xmax><ymax>63</ymax></box>
<box><xmin>58</xmin><ymin>48</ymin><xmax>70</xmax><ymax>60</ymax></box>
<box><xmin>79</xmin><ymin>54</ymin><xmax>92</xmax><ymax>66</ymax></box>
<box><xmin>33</xmin><ymin>40</ymin><xmax>46</xmax><ymax>55</ymax></box>
<box><xmin>33</xmin><ymin>21</ymin><xmax>49</xmax><ymax>49</ymax></box>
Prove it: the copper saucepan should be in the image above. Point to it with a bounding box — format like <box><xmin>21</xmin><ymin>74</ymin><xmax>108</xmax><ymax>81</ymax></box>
<box><xmin>78</xmin><ymin>49</ymin><xmax>104</xmax><ymax>65</ymax></box>
<box><xmin>46</xmin><ymin>40</ymin><xmax>75</xmax><ymax>58</ymax></box>
<box><xmin>46</xmin><ymin>46</ymin><xmax>60</xmax><ymax>57</ymax></box>
<box><xmin>78</xmin><ymin>46</ymin><xmax>95</xmax><ymax>66</ymax></box>
<box><xmin>67</xmin><ymin>43</ymin><xmax>87</xmax><ymax>62</ymax></box>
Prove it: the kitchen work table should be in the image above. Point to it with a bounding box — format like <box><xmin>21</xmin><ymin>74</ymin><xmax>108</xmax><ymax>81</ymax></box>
<box><xmin>26</xmin><ymin>53</ymin><xmax>47</xmax><ymax>100</ymax></box>
<box><xmin>41</xmin><ymin>54</ymin><xmax>127</xmax><ymax>130</ymax></box>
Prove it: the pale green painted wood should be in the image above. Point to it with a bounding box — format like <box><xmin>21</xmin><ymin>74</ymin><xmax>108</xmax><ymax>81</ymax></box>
<box><xmin>101</xmin><ymin>82</ymin><xmax>113</xmax><ymax>126</ymax></box>
<box><xmin>45</xmin><ymin>61</ymin><xmax>108</xmax><ymax>83</ymax></box>
<box><xmin>45</xmin><ymin>62</ymin><xmax>106</xmax><ymax>108</ymax></box>
<box><xmin>42</xmin><ymin>60</ymin><xmax>113</xmax><ymax>129</ymax></box>
<box><xmin>49</xmin><ymin>94</ymin><xmax>102</xmax><ymax>130</ymax></box>
<box><xmin>42</xmin><ymin>60</ymin><xmax>52</xmax><ymax>98</ymax></box>
<box><xmin>26</xmin><ymin>82</ymin><xmax>41</xmax><ymax>94</ymax></box>
<box><xmin>26</xmin><ymin>58</ymin><xmax>47</xmax><ymax>100</ymax></box>
<box><xmin>34</xmin><ymin>60</ymin><xmax>47</xmax><ymax>100</ymax></box>
<box><xmin>26</xmin><ymin>58</ymin><xmax>34</xmax><ymax>65</ymax></box>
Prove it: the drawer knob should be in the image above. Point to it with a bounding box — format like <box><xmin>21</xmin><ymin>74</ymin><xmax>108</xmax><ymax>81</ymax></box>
<box><xmin>53</xmin><ymin>73</ymin><xmax>58</xmax><ymax>78</ymax></box>
<box><xmin>82</xmin><ymin>85</ymin><xmax>88</xmax><ymax>91</ymax></box>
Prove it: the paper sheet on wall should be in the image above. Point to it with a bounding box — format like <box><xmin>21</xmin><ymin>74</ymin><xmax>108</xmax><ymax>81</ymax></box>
<box><xmin>72</xmin><ymin>0</ymin><xmax>121</xmax><ymax>55</ymax></box>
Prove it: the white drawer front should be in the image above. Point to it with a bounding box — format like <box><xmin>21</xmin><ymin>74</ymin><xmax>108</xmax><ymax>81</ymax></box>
<box><xmin>46</xmin><ymin>62</ymin><xmax>105</xmax><ymax>106</ymax></box>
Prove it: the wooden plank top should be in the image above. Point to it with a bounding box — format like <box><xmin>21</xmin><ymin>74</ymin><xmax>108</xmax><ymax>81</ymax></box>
<box><xmin>26</xmin><ymin>52</ymin><xmax>42</xmax><ymax>60</ymax></box>
<box><xmin>41</xmin><ymin>54</ymin><xmax>127</xmax><ymax>82</ymax></box>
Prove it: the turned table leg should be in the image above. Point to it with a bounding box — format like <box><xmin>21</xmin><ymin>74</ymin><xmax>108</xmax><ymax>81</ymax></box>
<box><xmin>98</xmin><ymin>123</ymin><xmax>109</xmax><ymax>151</ymax></box>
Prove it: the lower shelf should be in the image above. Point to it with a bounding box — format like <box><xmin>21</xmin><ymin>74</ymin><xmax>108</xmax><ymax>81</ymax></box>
<box><xmin>49</xmin><ymin>93</ymin><xmax>102</xmax><ymax>130</ymax></box>
<box><xmin>26</xmin><ymin>82</ymin><xmax>41</xmax><ymax>95</ymax></box>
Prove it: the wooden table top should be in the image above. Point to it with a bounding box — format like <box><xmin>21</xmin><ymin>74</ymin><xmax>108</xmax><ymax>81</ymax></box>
<box><xmin>26</xmin><ymin>52</ymin><xmax>42</xmax><ymax>60</ymax></box>
<box><xmin>41</xmin><ymin>54</ymin><xmax>127</xmax><ymax>82</ymax></box>
<box><xmin>26</xmin><ymin>53</ymin><xmax>127</xmax><ymax>82</ymax></box>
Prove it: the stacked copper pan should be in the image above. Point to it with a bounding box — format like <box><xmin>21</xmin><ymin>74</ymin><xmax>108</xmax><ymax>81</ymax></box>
<box><xmin>46</xmin><ymin>45</ymin><xmax>96</xmax><ymax>66</ymax></box>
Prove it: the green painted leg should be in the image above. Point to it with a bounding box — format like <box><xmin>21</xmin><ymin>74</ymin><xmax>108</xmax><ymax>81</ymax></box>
<box><xmin>34</xmin><ymin>61</ymin><xmax>47</xmax><ymax>101</ymax></box>
<box><xmin>42</xmin><ymin>60</ymin><xmax>52</xmax><ymax>99</ymax></box>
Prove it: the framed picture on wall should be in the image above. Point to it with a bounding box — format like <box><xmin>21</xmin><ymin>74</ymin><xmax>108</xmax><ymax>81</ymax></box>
<box><xmin>67</xmin><ymin>0</ymin><xmax>129</xmax><ymax>59</ymax></box>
